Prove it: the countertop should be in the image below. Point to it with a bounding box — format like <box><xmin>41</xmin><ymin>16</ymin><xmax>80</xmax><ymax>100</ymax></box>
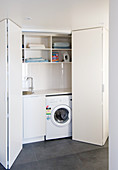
<box><xmin>22</xmin><ymin>88</ymin><xmax>72</xmax><ymax>97</ymax></box>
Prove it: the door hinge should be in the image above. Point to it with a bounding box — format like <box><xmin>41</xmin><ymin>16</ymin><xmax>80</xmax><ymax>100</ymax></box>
<box><xmin>7</xmin><ymin>19</ymin><xmax>8</xmax><ymax>32</ymax></box>
<box><xmin>102</xmin><ymin>84</ymin><xmax>104</xmax><ymax>92</ymax></box>
<box><xmin>7</xmin><ymin>113</ymin><xmax>9</xmax><ymax>118</ymax></box>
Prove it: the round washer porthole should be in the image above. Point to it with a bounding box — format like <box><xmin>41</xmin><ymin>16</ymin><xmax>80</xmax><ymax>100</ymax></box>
<box><xmin>51</xmin><ymin>105</ymin><xmax>72</xmax><ymax>127</ymax></box>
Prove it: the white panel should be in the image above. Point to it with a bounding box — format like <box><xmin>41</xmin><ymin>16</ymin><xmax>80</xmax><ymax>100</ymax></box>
<box><xmin>22</xmin><ymin>63</ymin><xmax>72</xmax><ymax>90</ymax></box>
<box><xmin>0</xmin><ymin>19</ymin><xmax>7</xmax><ymax>169</ymax></box>
<box><xmin>109</xmin><ymin>0</ymin><xmax>118</xmax><ymax>169</ymax></box>
<box><xmin>103</xmin><ymin>28</ymin><xmax>109</xmax><ymax>144</ymax></box>
<box><xmin>8</xmin><ymin>20</ymin><xmax>22</xmax><ymax>168</ymax></box>
<box><xmin>23</xmin><ymin>95</ymin><xmax>45</xmax><ymax>140</ymax></box>
<box><xmin>72</xmin><ymin>28</ymin><xmax>103</xmax><ymax>145</ymax></box>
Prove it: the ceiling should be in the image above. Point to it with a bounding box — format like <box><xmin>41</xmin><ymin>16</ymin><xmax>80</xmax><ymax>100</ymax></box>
<box><xmin>0</xmin><ymin>0</ymin><xmax>109</xmax><ymax>32</ymax></box>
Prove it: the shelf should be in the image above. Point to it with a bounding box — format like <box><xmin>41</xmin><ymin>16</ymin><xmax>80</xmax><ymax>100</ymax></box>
<box><xmin>23</xmin><ymin>32</ymin><xmax>71</xmax><ymax>38</ymax></box>
<box><xmin>22</xmin><ymin>48</ymin><xmax>71</xmax><ymax>51</ymax></box>
<box><xmin>51</xmin><ymin>62</ymin><xmax>72</xmax><ymax>64</ymax></box>
<box><xmin>22</xmin><ymin>48</ymin><xmax>51</xmax><ymax>51</ymax></box>
<box><xmin>52</xmin><ymin>48</ymin><xmax>72</xmax><ymax>51</ymax></box>
<box><xmin>22</xmin><ymin>62</ymin><xmax>72</xmax><ymax>64</ymax></box>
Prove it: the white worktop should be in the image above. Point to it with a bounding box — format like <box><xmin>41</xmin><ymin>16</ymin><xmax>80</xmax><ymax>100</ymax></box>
<box><xmin>22</xmin><ymin>88</ymin><xmax>72</xmax><ymax>97</ymax></box>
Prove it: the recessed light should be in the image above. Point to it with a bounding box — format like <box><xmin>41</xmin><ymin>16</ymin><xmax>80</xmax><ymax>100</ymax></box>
<box><xmin>26</xmin><ymin>17</ymin><xmax>32</xmax><ymax>20</ymax></box>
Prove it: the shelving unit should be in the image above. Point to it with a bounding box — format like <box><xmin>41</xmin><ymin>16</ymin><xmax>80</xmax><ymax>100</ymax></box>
<box><xmin>22</xmin><ymin>33</ymin><xmax>72</xmax><ymax>63</ymax></box>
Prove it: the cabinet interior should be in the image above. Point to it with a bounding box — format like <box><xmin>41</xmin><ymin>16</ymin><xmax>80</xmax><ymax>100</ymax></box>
<box><xmin>22</xmin><ymin>32</ymin><xmax>72</xmax><ymax>91</ymax></box>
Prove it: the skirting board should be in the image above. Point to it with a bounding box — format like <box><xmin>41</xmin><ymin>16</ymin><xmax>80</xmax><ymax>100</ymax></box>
<box><xmin>23</xmin><ymin>136</ymin><xmax>45</xmax><ymax>144</ymax></box>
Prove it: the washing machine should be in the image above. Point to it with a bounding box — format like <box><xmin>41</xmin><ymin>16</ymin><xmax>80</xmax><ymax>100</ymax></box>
<box><xmin>46</xmin><ymin>94</ymin><xmax>72</xmax><ymax>140</ymax></box>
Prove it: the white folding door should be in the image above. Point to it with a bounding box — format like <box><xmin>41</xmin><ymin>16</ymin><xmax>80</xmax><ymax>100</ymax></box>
<box><xmin>0</xmin><ymin>19</ymin><xmax>22</xmax><ymax>169</ymax></box>
<box><xmin>72</xmin><ymin>27</ymin><xmax>108</xmax><ymax>146</ymax></box>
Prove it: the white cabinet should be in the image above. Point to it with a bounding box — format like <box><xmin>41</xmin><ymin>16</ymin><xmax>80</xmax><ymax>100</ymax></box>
<box><xmin>72</xmin><ymin>27</ymin><xmax>109</xmax><ymax>146</ymax></box>
<box><xmin>23</xmin><ymin>95</ymin><xmax>46</xmax><ymax>144</ymax></box>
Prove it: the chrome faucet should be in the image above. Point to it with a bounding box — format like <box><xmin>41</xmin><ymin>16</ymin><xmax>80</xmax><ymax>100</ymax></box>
<box><xmin>25</xmin><ymin>76</ymin><xmax>33</xmax><ymax>92</ymax></box>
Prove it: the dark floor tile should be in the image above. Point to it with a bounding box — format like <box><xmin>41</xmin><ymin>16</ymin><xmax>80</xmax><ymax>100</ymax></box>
<box><xmin>0</xmin><ymin>164</ymin><xmax>5</xmax><ymax>170</ymax></box>
<box><xmin>37</xmin><ymin>154</ymin><xmax>82</xmax><ymax>170</ymax></box>
<box><xmin>69</xmin><ymin>138</ymin><xmax>108</xmax><ymax>154</ymax></box>
<box><xmin>11</xmin><ymin>147</ymin><xmax>108</xmax><ymax>170</ymax></box>
<box><xmin>68</xmin><ymin>140</ymin><xmax>101</xmax><ymax>154</ymax></box>
<box><xmin>79</xmin><ymin>148</ymin><xmax>108</xmax><ymax>161</ymax></box>
<box><xmin>78</xmin><ymin>148</ymin><xmax>108</xmax><ymax>170</ymax></box>
<box><xmin>13</xmin><ymin>147</ymin><xmax>37</xmax><ymax>165</ymax></box>
<box><xmin>33</xmin><ymin>140</ymin><xmax>73</xmax><ymax>161</ymax></box>
<box><xmin>7</xmin><ymin>138</ymin><xmax>108</xmax><ymax>170</ymax></box>
<box><xmin>31</xmin><ymin>138</ymin><xmax>72</xmax><ymax>149</ymax></box>
<box><xmin>33</xmin><ymin>138</ymin><xmax>108</xmax><ymax>161</ymax></box>
<box><xmin>23</xmin><ymin>143</ymin><xmax>34</xmax><ymax>149</ymax></box>
<box><xmin>77</xmin><ymin>160</ymin><xmax>108</xmax><ymax>170</ymax></box>
<box><xmin>11</xmin><ymin>161</ymin><xmax>39</xmax><ymax>170</ymax></box>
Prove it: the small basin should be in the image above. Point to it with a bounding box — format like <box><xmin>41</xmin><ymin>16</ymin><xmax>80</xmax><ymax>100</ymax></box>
<box><xmin>22</xmin><ymin>91</ymin><xmax>34</xmax><ymax>95</ymax></box>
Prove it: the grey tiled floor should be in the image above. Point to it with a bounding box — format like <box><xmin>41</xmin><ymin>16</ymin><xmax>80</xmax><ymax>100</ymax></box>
<box><xmin>0</xmin><ymin>138</ymin><xmax>108</xmax><ymax>170</ymax></box>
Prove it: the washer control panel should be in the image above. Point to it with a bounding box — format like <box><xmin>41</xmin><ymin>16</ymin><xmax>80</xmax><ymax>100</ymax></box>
<box><xmin>46</xmin><ymin>105</ymin><xmax>51</xmax><ymax>120</ymax></box>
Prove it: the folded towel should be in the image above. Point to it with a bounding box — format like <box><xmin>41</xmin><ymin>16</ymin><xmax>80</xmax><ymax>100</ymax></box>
<box><xmin>27</xmin><ymin>43</ymin><xmax>45</xmax><ymax>49</ymax></box>
<box><xmin>52</xmin><ymin>42</ymin><xmax>70</xmax><ymax>48</ymax></box>
<box><xmin>26</xmin><ymin>58</ymin><xmax>45</xmax><ymax>61</ymax></box>
<box><xmin>25</xmin><ymin>60</ymin><xmax>49</xmax><ymax>63</ymax></box>
<box><xmin>25</xmin><ymin>58</ymin><xmax>49</xmax><ymax>63</ymax></box>
<box><xmin>53</xmin><ymin>47</ymin><xmax>70</xmax><ymax>49</ymax></box>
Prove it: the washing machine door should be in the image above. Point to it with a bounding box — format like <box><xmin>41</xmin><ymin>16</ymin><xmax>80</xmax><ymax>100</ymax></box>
<box><xmin>51</xmin><ymin>105</ymin><xmax>71</xmax><ymax>127</ymax></box>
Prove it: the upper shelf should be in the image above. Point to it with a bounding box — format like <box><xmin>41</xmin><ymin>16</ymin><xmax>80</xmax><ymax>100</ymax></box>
<box><xmin>22</xmin><ymin>48</ymin><xmax>51</xmax><ymax>51</ymax></box>
<box><xmin>22</xmin><ymin>48</ymin><xmax>72</xmax><ymax>51</ymax></box>
<box><xmin>22</xmin><ymin>62</ymin><xmax>72</xmax><ymax>64</ymax></box>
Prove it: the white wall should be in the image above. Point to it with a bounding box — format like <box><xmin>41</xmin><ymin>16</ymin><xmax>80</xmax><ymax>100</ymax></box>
<box><xmin>71</xmin><ymin>0</ymin><xmax>109</xmax><ymax>30</ymax></box>
<box><xmin>22</xmin><ymin>63</ymin><xmax>72</xmax><ymax>90</ymax></box>
<box><xmin>0</xmin><ymin>0</ymin><xmax>8</xmax><ymax>21</ymax></box>
<box><xmin>109</xmin><ymin>1</ymin><xmax>118</xmax><ymax>170</ymax></box>
<box><xmin>0</xmin><ymin>0</ymin><xmax>109</xmax><ymax>32</ymax></box>
<box><xmin>7</xmin><ymin>0</ymin><xmax>72</xmax><ymax>31</ymax></box>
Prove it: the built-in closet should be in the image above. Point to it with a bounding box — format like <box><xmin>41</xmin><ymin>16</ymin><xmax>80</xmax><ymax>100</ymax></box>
<box><xmin>0</xmin><ymin>19</ymin><xmax>109</xmax><ymax>169</ymax></box>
